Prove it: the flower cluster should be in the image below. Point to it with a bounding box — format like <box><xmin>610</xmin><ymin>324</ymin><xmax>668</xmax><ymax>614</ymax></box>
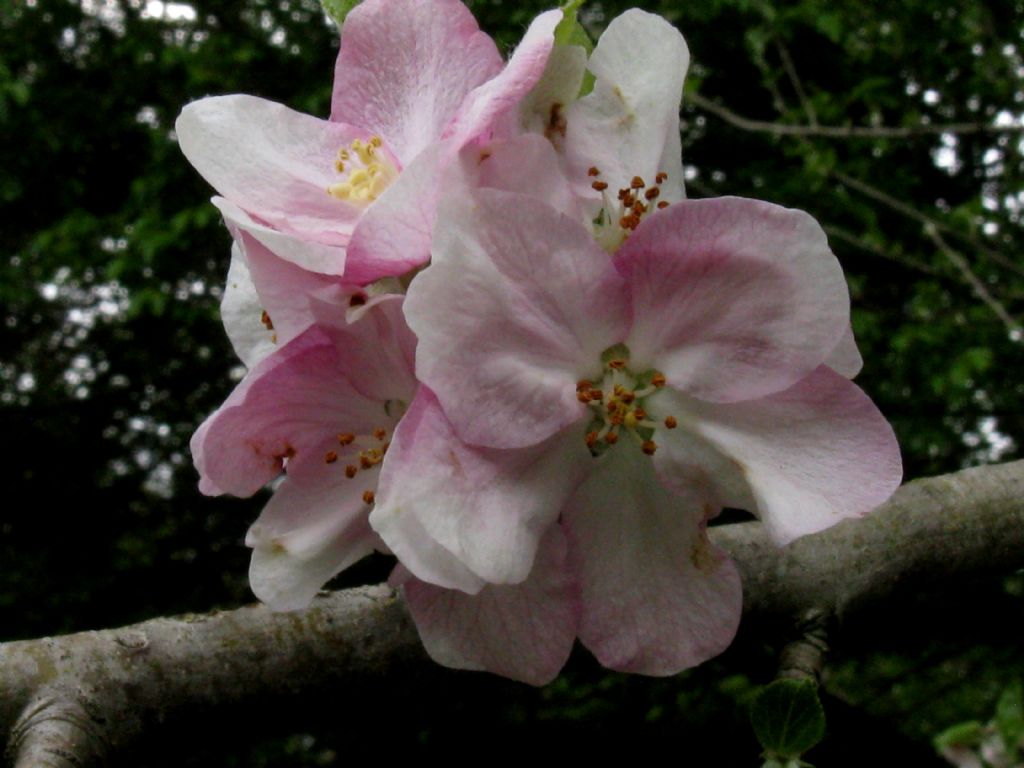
<box><xmin>178</xmin><ymin>0</ymin><xmax>902</xmax><ymax>685</ymax></box>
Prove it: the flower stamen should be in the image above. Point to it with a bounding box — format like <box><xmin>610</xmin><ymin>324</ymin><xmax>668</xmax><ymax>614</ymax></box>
<box><xmin>580</xmin><ymin>350</ymin><xmax>678</xmax><ymax>459</ymax></box>
<box><xmin>327</xmin><ymin>136</ymin><xmax>398</xmax><ymax>206</ymax></box>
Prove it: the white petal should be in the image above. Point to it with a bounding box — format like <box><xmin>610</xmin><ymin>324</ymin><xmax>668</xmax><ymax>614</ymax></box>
<box><xmin>565</xmin><ymin>10</ymin><xmax>689</xmax><ymax>202</ymax></box>
<box><xmin>221</xmin><ymin>244</ymin><xmax>277</xmax><ymax>368</ymax></box>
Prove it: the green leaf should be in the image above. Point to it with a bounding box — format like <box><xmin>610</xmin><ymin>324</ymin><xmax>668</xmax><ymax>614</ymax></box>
<box><xmin>321</xmin><ymin>0</ymin><xmax>360</xmax><ymax>26</ymax></box>
<box><xmin>995</xmin><ymin>681</ymin><xmax>1024</xmax><ymax>750</ymax></box>
<box><xmin>554</xmin><ymin>0</ymin><xmax>595</xmax><ymax>95</ymax></box>
<box><xmin>750</xmin><ymin>679</ymin><xmax>826</xmax><ymax>759</ymax></box>
<box><xmin>933</xmin><ymin>720</ymin><xmax>986</xmax><ymax>749</ymax></box>
<box><xmin>554</xmin><ymin>0</ymin><xmax>585</xmax><ymax>45</ymax></box>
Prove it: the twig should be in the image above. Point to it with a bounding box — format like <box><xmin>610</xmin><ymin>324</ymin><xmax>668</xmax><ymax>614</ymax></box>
<box><xmin>777</xmin><ymin>609</ymin><xmax>830</xmax><ymax>684</ymax></box>
<box><xmin>832</xmin><ymin>169</ymin><xmax>1024</xmax><ymax>280</ymax></box>
<box><xmin>823</xmin><ymin>225</ymin><xmax>942</xmax><ymax>277</ymax></box>
<box><xmin>689</xmin><ymin>91</ymin><xmax>1024</xmax><ymax>138</ymax></box>
<box><xmin>775</xmin><ymin>37</ymin><xmax>818</xmax><ymax>127</ymax></box>
<box><xmin>924</xmin><ymin>224</ymin><xmax>1024</xmax><ymax>338</ymax></box>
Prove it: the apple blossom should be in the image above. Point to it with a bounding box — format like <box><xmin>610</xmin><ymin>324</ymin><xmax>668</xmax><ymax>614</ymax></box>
<box><xmin>176</xmin><ymin>0</ymin><xmax>561</xmax><ymax>285</ymax></box>
<box><xmin>519</xmin><ymin>8</ymin><xmax>689</xmax><ymax>228</ymax></box>
<box><xmin>369</xmin><ymin>188</ymin><xmax>901</xmax><ymax>682</ymax></box>
<box><xmin>191</xmin><ymin>295</ymin><xmax>417</xmax><ymax>610</ymax></box>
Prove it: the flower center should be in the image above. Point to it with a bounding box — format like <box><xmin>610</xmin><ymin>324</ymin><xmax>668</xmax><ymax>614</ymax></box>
<box><xmin>587</xmin><ymin>167</ymin><xmax>671</xmax><ymax>252</ymax></box>
<box><xmin>321</xmin><ymin>423</ymin><xmax>393</xmax><ymax>506</ymax></box>
<box><xmin>575</xmin><ymin>344</ymin><xmax>677</xmax><ymax>457</ymax></box>
<box><xmin>326</xmin><ymin>136</ymin><xmax>399</xmax><ymax>207</ymax></box>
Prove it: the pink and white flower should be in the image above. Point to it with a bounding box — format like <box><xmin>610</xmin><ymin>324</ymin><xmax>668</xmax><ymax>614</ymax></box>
<box><xmin>191</xmin><ymin>295</ymin><xmax>417</xmax><ymax>610</ymax></box>
<box><xmin>176</xmin><ymin>0</ymin><xmax>561</xmax><ymax>285</ymax></box>
<box><xmin>369</xmin><ymin>188</ymin><xmax>902</xmax><ymax>683</ymax></box>
<box><xmin>519</xmin><ymin>8</ymin><xmax>690</xmax><ymax>229</ymax></box>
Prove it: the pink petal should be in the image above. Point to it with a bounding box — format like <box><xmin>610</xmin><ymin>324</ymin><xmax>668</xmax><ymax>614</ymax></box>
<box><xmin>825</xmin><ymin>324</ymin><xmax>864</xmax><ymax>378</ymax></box>
<box><xmin>463</xmin><ymin>133</ymin><xmax>583</xmax><ymax>221</ymax></box>
<box><xmin>405</xmin><ymin>189</ymin><xmax>629</xmax><ymax>449</ymax></box>
<box><xmin>246</xmin><ymin>449</ymin><xmax>382</xmax><ymax>611</ymax></box>
<box><xmin>442</xmin><ymin>10</ymin><xmax>562</xmax><ymax>149</ymax></box>
<box><xmin>564</xmin><ymin>448</ymin><xmax>742</xmax><ymax>675</ymax></box>
<box><xmin>564</xmin><ymin>9</ymin><xmax>689</xmax><ymax>203</ymax></box>
<box><xmin>227</xmin><ymin>225</ymin><xmax>345</xmax><ymax>359</ymax></box>
<box><xmin>371</xmin><ymin>389</ymin><xmax>589</xmax><ymax>586</ymax></box>
<box><xmin>402</xmin><ymin>527</ymin><xmax>579</xmax><ymax>685</ymax></box>
<box><xmin>330</xmin><ymin>0</ymin><xmax>502</xmax><ymax>162</ymax></box>
<box><xmin>655</xmin><ymin>366</ymin><xmax>903</xmax><ymax>545</ymax></box>
<box><xmin>377</xmin><ymin>499</ymin><xmax>488</xmax><ymax>595</ymax></box>
<box><xmin>342</xmin><ymin>143</ymin><xmax>444</xmax><ymax>284</ymax></box>
<box><xmin>177</xmin><ymin>96</ymin><xmax>364</xmax><ymax>245</ymax></box>
<box><xmin>617</xmin><ymin>197</ymin><xmax>850</xmax><ymax>403</ymax></box>
<box><xmin>192</xmin><ymin>319</ymin><xmax>411</xmax><ymax>498</ymax></box>
<box><xmin>213</xmin><ymin>198</ymin><xmax>348</xmax><ymax>277</ymax></box>
<box><xmin>311</xmin><ymin>294</ymin><xmax>418</xmax><ymax>404</ymax></box>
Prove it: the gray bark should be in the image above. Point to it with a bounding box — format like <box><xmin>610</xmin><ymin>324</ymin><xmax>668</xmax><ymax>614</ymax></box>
<box><xmin>2</xmin><ymin>459</ymin><xmax>1023</xmax><ymax>765</ymax></box>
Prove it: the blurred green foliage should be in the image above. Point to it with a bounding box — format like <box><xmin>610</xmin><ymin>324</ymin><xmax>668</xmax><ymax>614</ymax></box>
<box><xmin>2</xmin><ymin>0</ymin><xmax>1023</xmax><ymax>764</ymax></box>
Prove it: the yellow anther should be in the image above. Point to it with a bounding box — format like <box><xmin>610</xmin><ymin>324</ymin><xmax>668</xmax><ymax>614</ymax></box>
<box><xmin>327</xmin><ymin>138</ymin><xmax>398</xmax><ymax>206</ymax></box>
<box><xmin>327</xmin><ymin>182</ymin><xmax>353</xmax><ymax>199</ymax></box>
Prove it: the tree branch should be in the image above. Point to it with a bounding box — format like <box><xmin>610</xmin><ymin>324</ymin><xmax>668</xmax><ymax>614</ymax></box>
<box><xmin>923</xmin><ymin>225</ymin><xmax>1024</xmax><ymax>338</ymax></box>
<box><xmin>689</xmin><ymin>91</ymin><xmax>1024</xmax><ymax>138</ymax></box>
<box><xmin>3</xmin><ymin>461</ymin><xmax>1024</xmax><ymax>765</ymax></box>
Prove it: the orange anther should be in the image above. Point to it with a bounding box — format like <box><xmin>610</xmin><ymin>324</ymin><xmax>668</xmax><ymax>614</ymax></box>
<box><xmin>324</xmin><ymin>451</ymin><xmax>338</xmax><ymax>464</ymax></box>
<box><xmin>651</xmin><ymin>372</ymin><xmax>667</xmax><ymax>387</ymax></box>
<box><xmin>641</xmin><ymin>440</ymin><xmax>657</xmax><ymax>456</ymax></box>
<box><xmin>592</xmin><ymin>180</ymin><xmax>609</xmax><ymax>191</ymax></box>
<box><xmin>656</xmin><ymin>172</ymin><xmax>668</xmax><ymax>184</ymax></box>
<box><xmin>338</xmin><ymin>432</ymin><xmax>356</xmax><ymax>446</ymax></box>
<box><xmin>630</xmin><ymin>176</ymin><xmax>645</xmax><ymax>189</ymax></box>
<box><xmin>345</xmin><ymin>465</ymin><xmax>358</xmax><ymax>478</ymax></box>
<box><xmin>608</xmin><ymin>359</ymin><xmax>627</xmax><ymax>370</ymax></box>
<box><xmin>605</xmin><ymin>431</ymin><xmax>619</xmax><ymax>445</ymax></box>
<box><xmin>644</xmin><ymin>187</ymin><xmax>661</xmax><ymax>200</ymax></box>
<box><xmin>588</xmin><ymin>166</ymin><xmax>600</xmax><ymax>177</ymax></box>
<box><xmin>657</xmin><ymin>200</ymin><xmax>669</xmax><ymax>209</ymax></box>
<box><xmin>362</xmin><ymin>490</ymin><xmax>375</xmax><ymax>504</ymax></box>
<box><xmin>585</xmin><ymin>431</ymin><xmax>599</xmax><ymax>447</ymax></box>
<box><xmin>664</xmin><ymin>416</ymin><xmax>678</xmax><ymax>429</ymax></box>
<box><xmin>373</xmin><ymin>428</ymin><xmax>387</xmax><ymax>441</ymax></box>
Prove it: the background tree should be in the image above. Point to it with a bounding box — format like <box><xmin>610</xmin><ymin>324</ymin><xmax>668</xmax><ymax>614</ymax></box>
<box><xmin>1</xmin><ymin>0</ymin><xmax>1022</xmax><ymax>764</ymax></box>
